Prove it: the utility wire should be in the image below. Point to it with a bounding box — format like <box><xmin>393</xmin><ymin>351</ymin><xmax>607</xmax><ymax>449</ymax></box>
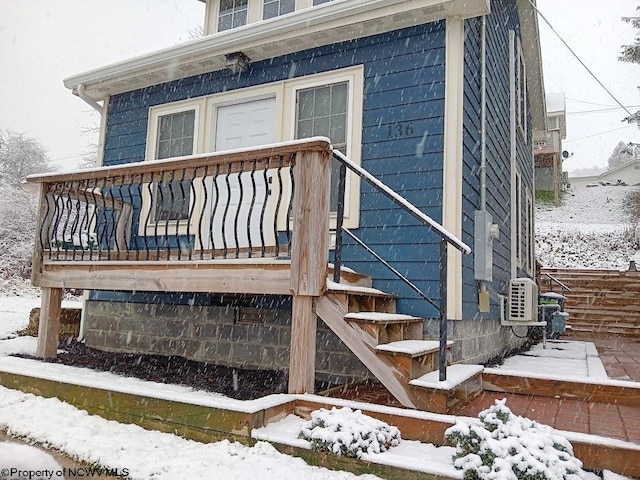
<box><xmin>568</xmin><ymin>105</ymin><xmax>640</xmax><ymax>115</ymax></box>
<box><xmin>529</xmin><ymin>0</ymin><xmax>636</xmax><ymax>119</ymax></box>
<box><xmin>563</xmin><ymin>125</ymin><xmax>635</xmax><ymax>143</ymax></box>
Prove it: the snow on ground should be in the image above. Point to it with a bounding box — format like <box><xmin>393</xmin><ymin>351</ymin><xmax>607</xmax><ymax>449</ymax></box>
<box><xmin>536</xmin><ymin>185</ymin><xmax>640</xmax><ymax>269</ymax></box>
<box><xmin>0</xmin><ymin>386</ymin><xmax>380</xmax><ymax>480</ymax></box>
<box><xmin>492</xmin><ymin>340</ymin><xmax>608</xmax><ymax>379</ymax></box>
<box><xmin>0</xmin><ymin>294</ymin><xmax>632</xmax><ymax>479</ymax></box>
<box><xmin>0</xmin><ymin>442</ymin><xmax>62</xmax><ymax>476</ymax></box>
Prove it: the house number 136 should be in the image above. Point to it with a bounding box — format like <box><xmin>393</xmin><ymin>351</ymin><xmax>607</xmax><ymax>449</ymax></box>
<box><xmin>387</xmin><ymin>123</ymin><xmax>414</xmax><ymax>138</ymax></box>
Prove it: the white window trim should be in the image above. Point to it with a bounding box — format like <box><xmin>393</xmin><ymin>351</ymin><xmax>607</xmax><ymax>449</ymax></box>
<box><xmin>140</xmin><ymin>100</ymin><xmax>205</xmax><ymax>237</ymax></box>
<box><xmin>141</xmin><ymin>66</ymin><xmax>364</xmax><ymax>241</ymax></box>
<box><xmin>525</xmin><ymin>188</ymin><xmax>534</xmax><ymax>276</ymax></box>
<box><xmin>516</xmin><ymin>37</ymin><xmax>528</xmax><ymax>142</ymax></box>
<box><xmin>283</xmin><ymin>66</ymin><xmax>364</xmax><ymax>229</ymax></box>
<box><xmin>515</xmin><ymin>169</ymin><xmax>522</xmax><ymax>269</ymax></box>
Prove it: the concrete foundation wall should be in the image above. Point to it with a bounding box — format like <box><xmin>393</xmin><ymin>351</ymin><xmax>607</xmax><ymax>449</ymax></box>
<box><xmin>85</xmin><ymin>301</ymin><xmax>527</xmax><ymax>386</ymax></box>
<box><xmin>424</xmin><ymin>317</ymin><xmax>528</xmax><ymax>365</ymax></box>
<box><xmin>84</xmin><ymin>300</ymin><xmax>372</xmax><ymax>386</ymax></box>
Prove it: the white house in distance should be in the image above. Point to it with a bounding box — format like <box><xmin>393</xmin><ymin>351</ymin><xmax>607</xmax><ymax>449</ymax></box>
<box><xmin>571</xmin><ymin>158</ymin><xmax>640</xmax><ymax>189</ymax></box>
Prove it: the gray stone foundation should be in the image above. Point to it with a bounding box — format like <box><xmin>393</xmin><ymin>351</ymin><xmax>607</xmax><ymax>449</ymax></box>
<box><xmin>84</xmin><ymin>299</ymin><xmax>372</xmax><ymax>386</ymax></box>
<box><xmin>424</xmin><ymin>317</ymin><xmax>529</xmax><ymax>365</ymax></box>
<box><xmin>84</xmin><ymin>300</ymin><xmax>527</xmax><ymax>387</ymax></box>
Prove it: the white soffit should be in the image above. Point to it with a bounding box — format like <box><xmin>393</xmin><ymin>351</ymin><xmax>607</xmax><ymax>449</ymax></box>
<box><xmin>64</xmin><ymin>0</ymin><xmax>490</xmax><ymax>101</ymax></box>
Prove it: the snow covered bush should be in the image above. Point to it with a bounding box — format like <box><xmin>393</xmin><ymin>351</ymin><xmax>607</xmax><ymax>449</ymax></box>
<box><xmin>445</xmin><ymin>399</ymin><xmax>586</xmax><ymax>480</ymax></box>
<box><xmin>298</xmin><ymin>407</ymin><xmax>400</xmax><ymax>458</ymax></box>
<box><xmin>0</xmin><ymin>184</ymin><xmax>39</xmax><ymax>294</ymax></box>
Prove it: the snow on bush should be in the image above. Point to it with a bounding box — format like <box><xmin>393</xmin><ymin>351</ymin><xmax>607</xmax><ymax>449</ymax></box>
<box><xmin>298</xmin><ymin>407</ymin><xmax>400</xmax><ymax>459</ymax></box>
<box><xmin>445</xmin><ymin>399</ymin><xmax>587</xmax><ymax>480</ymax></box>
<box><xmin>0</xmin><ymin>184</ymin><xmax>39</xmax><ymax>295</ymax></box>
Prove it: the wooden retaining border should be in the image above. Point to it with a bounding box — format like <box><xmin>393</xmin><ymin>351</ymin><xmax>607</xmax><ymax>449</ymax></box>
<box><xmin>0</xmin><ymin>360</ymin><xmax>639</xmax><ymax>477</ymax></box>
<box><xmin>483</xmin><ymin>369</ymin><xmax>640</xmax><ymax>406</ymax></box>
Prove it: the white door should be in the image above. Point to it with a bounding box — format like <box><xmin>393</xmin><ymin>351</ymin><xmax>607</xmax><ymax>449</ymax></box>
<box><xmin>209</xmin><ymin>97</ymin><xmax>276</xmax><ymax>251</ymax></box>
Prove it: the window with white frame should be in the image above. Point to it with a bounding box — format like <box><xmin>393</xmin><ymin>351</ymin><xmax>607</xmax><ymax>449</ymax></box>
<box><xmin>218</xmin><ymin>0</ymin><xmax>248</xmax><ymax>31</ymax></box>
<box><xmin>143</xmin><ymin>66</ymin><xmax>364</xmax><ymax>237</ymax></box>
<box><xmin>263</xmin><ymin>0</ymin><xmax>295</xmax><ymax>19</ymax></box>
<box><xmin>515</xmin><ymin>170</ymin><xmax>522</xmax><ymax>268</ymax></box>
<box><xmin>525</xmin><ymin>189</ymin><xmax>534</xmax><ymax>275</ymax></box>
<box><xmin>295</xmin><ymin>82</ymin><xmax>348</xmax><ymax>211</ymax></box>
<box><xmin>313</xmin><ymin>0</ymin><xmax>333</xmax><ymax>4</ymax></box>
<box><xmin>153</xmin><ymin>109</ymin><xmax>197</xmax><ymax>222</ymax></box>
<box><xmin>516</xmin><ymin>38</ymin><xmax>527</xmax><ymax>139</ymax></box>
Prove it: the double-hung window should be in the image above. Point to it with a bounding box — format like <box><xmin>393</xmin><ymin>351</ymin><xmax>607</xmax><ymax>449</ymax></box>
<box><xmin>218</xmin><ymin>0</ymin><xmax>248</xmax><ymax>31</ymax></box>
<box><xmin>154</xmin><ymin>110</ymin><xmax>195</xmax><ymax>222</ymax></box>
<box><xmin>295</xmin><ymin>82</ymin><xmax>348</xmax><ymax>211</ymax></box>
<box><xmin>263</xmin><ymin>0</ymin><xmax>294</xmax><ymax>19</ymax></box>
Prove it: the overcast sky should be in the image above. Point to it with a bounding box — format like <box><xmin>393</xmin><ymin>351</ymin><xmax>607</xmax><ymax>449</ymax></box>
<box><xmin>1</xmin><ymin>0</ymin><xmax>639</xmax><ymax>173</ymax></box>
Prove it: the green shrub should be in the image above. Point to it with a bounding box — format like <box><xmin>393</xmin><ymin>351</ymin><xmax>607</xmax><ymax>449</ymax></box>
<box><xmin>445</xmin><ymin>399</ymin><xmax>586</xmax><ymax>480</ymax></box>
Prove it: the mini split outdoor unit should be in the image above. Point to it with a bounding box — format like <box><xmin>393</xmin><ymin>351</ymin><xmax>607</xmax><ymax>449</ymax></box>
<box><xmin>507</xmin><ymin>278</ymin><xmax>538</xmax><ymax>322</ymax></box>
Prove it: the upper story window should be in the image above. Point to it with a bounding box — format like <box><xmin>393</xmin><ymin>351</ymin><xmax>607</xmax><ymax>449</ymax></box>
<box><xmin>218</xmin><ymin>0</ymin><xmax>248</xmax><ymax>31</ymax></box>
<box><xmin>313</xmin><ymin>0</ymin><xmax>333</xmax><ymax>4</ymax></box>
<box><xmin>263</xmin><ymin>0</ymin><xmax>295</xmax><ymax>19</ymax></box>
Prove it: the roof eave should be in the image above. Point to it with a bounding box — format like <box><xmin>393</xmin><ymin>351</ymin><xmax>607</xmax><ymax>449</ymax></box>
<box><xmin>64</xmin><ymin>0</ymin><xmax>490</xmax><ymax>101</ymax></box>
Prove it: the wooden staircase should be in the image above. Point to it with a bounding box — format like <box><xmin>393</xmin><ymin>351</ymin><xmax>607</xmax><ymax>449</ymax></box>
<box><xmin>540</xmin><ymin>268</ymin><xmax>640</xmax><ymax>337</ymax></box>
<box><xmin>316</xmin><ymin>282</ymin><xmax>483</xmax><ymax>412</ymax></box>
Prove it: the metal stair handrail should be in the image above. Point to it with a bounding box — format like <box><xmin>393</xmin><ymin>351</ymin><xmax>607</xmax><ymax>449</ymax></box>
<box><xmin>331</xmin><ymin>149</ymin><xmax>472</xmax><ymax>381</ymax></box>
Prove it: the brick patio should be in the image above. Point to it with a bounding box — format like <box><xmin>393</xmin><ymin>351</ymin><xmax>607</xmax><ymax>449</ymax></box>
<box><xmin>332</xmin><ymin>334</ymin><xmax>640</xmax><ymax>445</ymax></box>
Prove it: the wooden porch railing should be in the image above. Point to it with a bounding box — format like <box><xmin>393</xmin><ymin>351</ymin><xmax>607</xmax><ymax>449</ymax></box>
<box><xmin>27</xmin><ymin>139</ymin><xmax>332</xmax><ymax>390</ymax></box>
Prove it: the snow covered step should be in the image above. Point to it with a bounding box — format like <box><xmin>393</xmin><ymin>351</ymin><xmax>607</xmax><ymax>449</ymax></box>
<box><xmin>345</xmin><ymin>312</ymin><xmax>424</xmax><ymax>345</ymax></box>
<box><xmin>375</xmin><ymin>340</ymin><xmax>454</xmax><ymax>381</ymax></box>
<box><xmin>375</xmin><ymin>340</ymin><xmax>453</xmax><ymax>358</ymax></box>
<box><xmin>409</xmin><ymin>365</ymin><xmax>484</xmax><ymax>414</ymax></box>
<box><xmin>345</xmin><ymin>312</ymin><xmax>422</xmax><ymax>324</ymax></box>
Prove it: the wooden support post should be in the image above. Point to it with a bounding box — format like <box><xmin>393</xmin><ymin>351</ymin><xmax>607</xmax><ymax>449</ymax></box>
<box><xmin>289</xmin><ymin>147</ymin><xmax>331</xmax><ymax>296</ymax></box>
<box><xmin>288</xmin><ymin>295</ymin><xmax>317</xmax><ymax>394</ymax></box>
<box><xmin>288</xmin><ymin>142</ymin><xmax>331</xmax><ymax>393</ymax></box>
<box><xmin>36</xmin><ymin>287</ymin><xmax>63</xmax><ymax>359</ymax></box>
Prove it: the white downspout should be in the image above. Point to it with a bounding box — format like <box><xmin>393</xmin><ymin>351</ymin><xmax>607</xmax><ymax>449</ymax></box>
<box><xmin>75</xmin><ymin>83</ymin><xmax>103</xmax><ymax>341</ymax></box>
<box><xmin>479</xmin><ymin>15</ymin><xmax>488</xmax><ymax>297</ymax></box>
<box><xmin>509</xmin><ymin>30</ymin><xmax>517</xmax><ymax>280</ymax></box>
<box><xmin>77</xmin><ymin>84</ymin><xmax>103</xmax><ymax>114</ymax></box>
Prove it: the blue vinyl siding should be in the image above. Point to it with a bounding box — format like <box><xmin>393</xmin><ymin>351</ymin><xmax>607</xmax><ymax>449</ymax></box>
<box><xmin>461</xmin><ymin>0</ymin><xmax>535</xmax><ymax>319</ymax></box>
<box><xmin>102</xmin><ymin>22</ymin><xmax>447</xmax><ymax>314</ymax></box>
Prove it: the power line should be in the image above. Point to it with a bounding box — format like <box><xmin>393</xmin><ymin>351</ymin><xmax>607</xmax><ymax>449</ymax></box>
<box><xmin>563</xmin><ymin>125</ymin><xmax>635</xmax><ymax>143</ymax></box>
<box><xmin>566</xmin><ymin>97</ymin><xmax>620</xmax><ymax>108</ymax></box>
<box><xmin>567</xmin><ymin>105</ymin><xmax>640</xmax><ymax>116</ymax></box>
<box><xmin>529</xmin><ymin>0</ymin><xmax>637</xmax><ymax>120</ymax></box>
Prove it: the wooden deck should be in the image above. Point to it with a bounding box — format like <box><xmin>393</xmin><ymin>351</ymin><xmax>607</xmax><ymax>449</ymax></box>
<box><xmin>28</xmin><ymin>140</ymin><xmax>333</xmax><ymax>396</ymax></box>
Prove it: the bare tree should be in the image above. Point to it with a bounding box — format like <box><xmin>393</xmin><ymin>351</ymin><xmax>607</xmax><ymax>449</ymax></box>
<box><xmin>620</xmin><ymin>8</ymin><xmax>640</xmax><ymax>124</ymax></box>
<box><xmin>0</xmin><ymin>129</ymin><xmax>50</xmax><ymax>187</ymax></box>
<box><xmin>608</xmin><ymin>141</ymin><xmax>635</xmax><ymax>169</ymax></box>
